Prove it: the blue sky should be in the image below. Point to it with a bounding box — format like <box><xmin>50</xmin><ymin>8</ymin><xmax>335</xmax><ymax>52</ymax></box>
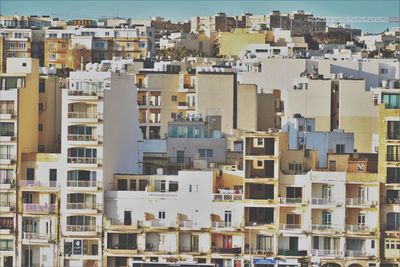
<box><xmin>1</xmin><ymin>0</ymin><xmax>399</xmax><ymax>33</ymax></box>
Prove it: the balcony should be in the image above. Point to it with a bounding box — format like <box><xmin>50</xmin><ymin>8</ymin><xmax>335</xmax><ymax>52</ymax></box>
<box><xmin>0</xmin><ymin>219</ymin><xmax>14</xmax><ymax>234</ymax></box>
<box><xmin>67</xmin><ymin>202</ymin><xmax>99</xmax><ymax>211</ymax></box>
<box><xmin>0</xmin><ymin>132</ymin><xmax>15</xmax><ymax>142</ymax></box>
<box><xmin>22</xmin><ymin>232</ymin><xmax>55</xmax><ymax>242</ymax></box>
<box><xmin>386</xmin><ymin>197</ymin><xmax>400</xmax><ymax>204</ymax></box>
<box><xmin>345</xmin><ymin>250</ymin><xmax>368</xmax><ymax>257</ymax></box>
<box><xmin>211</xmin><ymin>221</ymin><xmax>238</xmax><ymax>229</ymax></box>
<box><xmin>143</xmin><ymin>219</ymin><xmax>176</xmax><ymax>228</ymax></box>
<box><xmin>0</xmin><ymin>108</ymin><xmax>15</xmax><ymax>119</ymax></box>
<box><xmin>67</xmin><ymin>157</ymin><xmax>103</xmax><ymax>166</ymax></box>
<box><xmin>23</xmin><ymin>203</ymin><xmax>56</xmax><ymax>213</ymax></box>
<box><xmin>67</xmin><ymin>180</ymin><xmax>98</xmax><ymax>188</ymax></box>
<box><xmin>346</xmin><ymin>198</ymin><xmax>374</xmax><ymax>207</ymax></box>
<box><xmin>0</xmin><ymin>200</ymin><xmax>15</xmax><ymax>211</ymax></box>
<box><xmin>346</xmin><ymin>224</ymin><xmax>373</xmax><ymax>233</ymax></box>
<box><xmin>0</xmin><ymin>154</ymin><xmax>16</xmax><ymax>164</ymax></box>
<box><xmin>279</xmin><ymin>198</ymin><xmax>303</xmax><ymax>205</ymax></box>
<box><xmin>19</xmin><ymin>180</ymin><xmax>57</xmax><ymax>188</ymax></box>
<box><xmin>311</xmin><ymin>198</ymin><xmax>341</xmax><ymax>206</ymax></box>
<box><xmin>168</xmin><ymin>157</ymin><xmax>192</xmax><ymax>164</ymax></box>
<box><xmin>214</xmin><ymin>189</ymin><xmax>243</xmax><ymax>201</ymax></box>
<box><xmin>311</xmin><ymin>224</ymin><xmax>342</xmax><ymax>232</ymax></box>
<box><xmin>67</xmin><ymin>134</ymin><xmax>103</xmax><ymax>144</ymax></box>
<box><xmin>385</xmin><ymin>224</ymin><xmax>400</xmax><ymax>231</ymax></box>
<box><xmin>67</xmin><ymin>90</ymin><xmax>104</xmax><ymax>99</ymax></box>
<box><xmin>279</xmin><ymin>224</ymin><xmax>302</xmax><ymax>231</ymax></box>
<box><xmin>0</xmin><ymin>178</ymin><xmax>14</xmax><ymax>189</ymax></box>
<box><xmin>67</xmin><ymin>112</ymin><xmax>103</xmax><ymax>122</ymax></box>
<box><xmin>179</xmin><ymin>246</ymin><xmax>200</xmax><ymax>253</ymax></box>
<box><xmin>66</xmin><ymin>224</ymin><xmax>97</xmax><ymax>232</ymax></box>
<box><xmin>311</xmin><ymin>249</ymin><xmax>341</xmax><ymax>257</ymax></box>
<box><xmin>278</xmin><ymin>249</ymin><xmax>307</xmax><ymax>256</ymax></box>
<box><xmin>211</xmin><ymin>247</ymin><xmax>241</xmax><ymax>254</ymax></box>
<box><xmin>179</xmin><ymin>220</ymin><xmax>193</xmax><ymax>228</ymax></box>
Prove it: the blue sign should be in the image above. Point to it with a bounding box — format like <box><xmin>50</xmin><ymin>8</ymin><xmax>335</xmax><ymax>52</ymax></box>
<box><xmin>73</xmin><ymin>239</ymin><xmax>82</xmax><ymax>255</ymax></box>
<box><xmin>253</xmin><ymin>258</ymin><xmax>276</xmax><ymax>265</ymax></box>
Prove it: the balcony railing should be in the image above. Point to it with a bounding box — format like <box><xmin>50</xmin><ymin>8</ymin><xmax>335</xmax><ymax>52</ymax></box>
<box><xmin>66</xmin><ymin>225</ymin><xmax>97</xmax><ymax>232</ymax></box>
<box><xmin>212</xmin><ymin>247</ymin><xmax>241</xmax><ymax>254</ymax></box>
<box><xmin>279</xmin><ymin>197</ymin><xmax>303</xmax><ymax>204</ymax></box>
<box><xmin>145</xmin><ymin>220</ymin><xmax>175</xmax><ymax>228</ymax></box>
<box><xmin>67</xmin><ymin>112</ymin><xmax>103</xmax><ymax>120</ymax></box>
<box><xmin>280</xmin><ymin>224</ymin><xmax>302</xmax><ymax>230</ymax></box>
<box><xmin>278</xmin><ymin>249</ymin><xmax>307</xmax><ymax>256</ymax></box>
<box><xmin>67</xmin><ymin>203</ymin><xmax>97</xmax><ymax>210</ymax></box>
<box><xmin>23</xmin><ymin>203</ymin><xmax>56</xmax><ymax>213</ymax></box>
<box><xmin>168</xmin><ymin>157</ymin><xmax>192</xmax><ymax>164</ymax></box>
<box><xmin>213</xmin><ymin>194</ymin><xmax>243</xmax><ymax>201</ymax></box>
<box><xmin>211</xmin><ymin>221</ymin><xmax>236</xmax><ymax>228</ymax></box>
<box><xmin>67</xmin><ymin>90</ymin><xmax>104</xmax><ymax>97</ymax></box>
<box><xmin>67</xmin><ymin>157</ymin><xmax>102</xmax><ymax>165</ymax></box>
<box><xmin>67</xmin><ymin>180</ymin><xmax>98</xmax><ymax>187</ymax></box>
<box><xmin>0</xmin><ymin>108</ymin><xmax>15</xmax><ymax>114</ymax></box>
<box><xmin>311</xmin><ymin>249</ymin><xmax>341</xmax><ymax>257</ymax></box>
<box><xmin>311</xmin><ymin>224</ymin><xmax>342</xmax><ymax>232</ymax></box>
<box><xmin>0</xmin><ymin>131</ymin><xmax>15</xmax><ymax>137</ymax></box>
<box><xmin>346</xmin><ymin>224</ymin><xmax>372</xmax><ymax>232</ymax></box>
<box><xmin>67</xmin><ymin>134</ymin><xmax>102</xmax><ymax>142</ymax></box>
<box><xmin>311</xmin><ymin>198</ymin><xmax>340</xmax><ymax>205</ymax></box>
<box><xmin>345</xmin><ymin>250</ymin><xmax>367</xmax><ymax>257</ymax></box>
<box><xmin>0</xmin><ymin>200</ymin><xmax>15</xmax><ymax>208</ymax></box>
<box><xmin>0</xmin><ymin>178</ymin><xmax>13</xmax><ymax>185</ymax></box>
<box><xmin>386</xmin><ymin>197</ymin><xmax>400</xmax><ymax>204</ymax></box>
<box><xmin>19</xmin><ymin>180</ymin><xmax>57</xmax><ymax>187</ymax></box>
<box><xmin>385</xmin><ymin>224</ymin><xmax>400</xmax><ymax>231</ymax></box>
<box><xmin>179</xmin><ymin>246</ymin><xmax>199</xmax><ymax>253</ymax></box>
<box><xmin>23</xmin><ymin>232</ymin><xmax>54</xmax><ymax>240</ymax></box>
<box><xmin>0</xmin><ymin>154</ymin><xmax>16</xmax><ymax>160</ymax></box>
<box><xmin>346</xmin><ymin>198</ymin><xmax>371</xmax><ymax>206</ymax></box>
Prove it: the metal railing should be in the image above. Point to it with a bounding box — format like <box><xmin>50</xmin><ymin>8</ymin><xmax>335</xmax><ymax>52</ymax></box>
<box><xmin>23</xmin><ymin>203</ymin><xmax>56</xmax><ymax>213</ymax></box>
<box><xmin>345</xmin><ymin>250</ymin><xmax>368</xmax><ymax>257</ymax></box>
<box><xmin>19</xmin><ymin>180</ymin><xmax>57</xmax><ymax>187</ymax></box>
<box><xmin>346</xmin><ymin>198</ymin><xmax>371</xmax><ymax>206</ymax></box>
<box><xmin>0</xmin><ymin>200</ymin><xmax>15</xmax><ymax>207</ymax></box>
<box><xmin>0</xmin><ymin>131</ymin><xmax>15</xmax><ymax>137</ymax></box>
<box><xmin>311</xmin><ymin>224</ymin><xmax>342</xmax><ymax>231</ymax></box>
<box><xmin>0</xmin><ymin>154</ymin><xmax>16</xmax><ymax>160</ymax></box>
<box><xmin>311</xmin><ymin>249</ymin><xmax>341</xmax><ymax>257</ymax></box>
<box><xmin>346</xmin><ymin>224</ymin><xmax>371</xmax><ymax>232</ymax></box>
<box><xmin>67</xmin><ymin>157</ymin><xmax>102</xmax><ymax>165</ymax></box>
<box><xmin>386</xmin><ymin>224</ymin><xmax>400</xmax><ymax>231</ymax></box>
<box><xmin>67</xmin><ymin>112</ymin><xmax>103</xmax><ymax>120</ymax></box>
<box><xmin>387</xmin><ymin>154</ymin><xmax>400</xmax><ymax>162</ymax></box>
<box><xmin>0</xmin><ymin>178</ymin><xmax>12</xmax><ymax>184</ymax></box>
<box><xmin>311</xmin><ymin>197</ymin><xmax>340</xmax><ymax>205</ymax></box>
<box><xmin>278</xmin><ymin>249</ymin><xmax>307</xmax><ymax>256</ymax></box>
<box><xmin>23</xmin><ymin>232</ymin><xmax>54</xmax><ymax>240</ymax></box>
<box><xmin>66</xmin><ymin>225</ymin><xmax>97</xmax><ymax>232</ymax></box>
<box><xmin>67</xmin><ymin>134</ymin><xmax>102</xmax><ymax>142</ymax></box>
<box><xmin>67</xmin><ymin>180</ymin><xmax>98</xmax><ymax>187</ymax></box>
<box><xmin>68</xmin><ymin>90</ymin><xmax>104</xmax><ymax>97</ymax></box>
<box><xmin>0</xmin><ymin>108</ymin><xmax>15</xmax><ymax>114</ymax></box>
<box><xmin>66</xmin><ymin>203</ymin><xmax>97</xmax><ymax>210</ymax></box>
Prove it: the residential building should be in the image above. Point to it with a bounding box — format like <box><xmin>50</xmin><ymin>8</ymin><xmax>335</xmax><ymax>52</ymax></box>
<box><xmin>373</xmin><ymin>83</ymin><xmax>400</xmax><ymax>265</ymax></box>
<box><xmin>0</xmin><ymin>58</ymin><xmax>40</xmax><ymax>267</ymax></box>
<box><xmin>59</xmin><ymin>62</ymin><xmax>143</xmax><ymax>266</ymax></box>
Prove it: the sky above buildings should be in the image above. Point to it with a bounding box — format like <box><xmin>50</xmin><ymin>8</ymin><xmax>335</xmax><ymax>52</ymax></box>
<box><xmin>1</xmin><ymin>0</ymin><xmax>399</xmax><ymax>33</ymax></box>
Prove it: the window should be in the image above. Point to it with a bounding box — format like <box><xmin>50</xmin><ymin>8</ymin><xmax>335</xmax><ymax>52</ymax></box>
<box><xmin>26</xmin><ymin>168</ymin><xmax>34</xmax><ymax>180</ymax></box>
<box><xmin>199</xmin><ymin>149</ymin><xmax>213</xmax><ymax>158</ymax></box>
<box><xmin>38</xmin><ymin>145</ymin><xmax>45</xmax><ymax>152</ymax></box>
<box><xmin>387</xmin><ymin>121</ymin><xmax>400</xmax><ymax>140</ymax></box>
<box><xmin>380</xmin><ymin>68</ymin><xmax>388</xmax><ymax>74</ymax></box>
<box><xmin>322</xmin><ymin>211</ymin><xmax>331</xmax><ymax>225</ymax></box>
<box><xmin>171</xmin><ymin>95</ymin><xmax>177</xmax><ymax>102</ymax></box>
<box><xmin>38</xmin><ymin>124</ymin><xmax>43</xmax><ymax>132</ymax></box>
<box><xmin>158</xmin><ymin>211</ymin><xmax>165</xmax><ymax>219</ymax></box>
<box><xmin>130</xmin><ymin>180</ymin><xmax>137</xmax><ymax>191</ymax></box>
<box><xmin>39</xmin><ymin>80</ymin><xmax>45</xmax><ymax>92</ymax></box>
<box><xmin>0</xmin><ymin>122</ymin><xmax>14</xmax><ymax>136</ymax></box>
<box><xmin>49</xmin><ymin>169</ymin><xmax>57</xmax><ymax>181</ymax></box>
<box><xmin>154</xmin><ymin>180</ymin><xmax>166</xmax><ymax>192</ymax></box>
<box><xmin>336</xmin><ymin>144</ymin><xmax>345</xmax><ymax>154</ymax></box>
<box><xmin>253</xmin><ymin>138</ymin><xmax>264</xmax><ymax>147</ymax></box>
<box><xmin>255</xmin><ymin>160</ymin><xmax>264</xmax><ymax>168</ymax></box>
<box><xmin>189</xmin><ymin>184</ymin><xmax>198</xmax><ymax>192</ymax></box>
<box><xmin>117</xmin><ymin>179</ymin><xmax>128</xmax><ymax>191</ymax></box>
<box><xmin>288</xmin><ymin>163</ymin><xmax>303</xmax><ymax>173</ymax></box>
<box><xmin>171</xmin><ymin>112</ymin><xmax>177</xmax><ymax>119</ymax></box>
<box><xmin>298</xmin><ymin>125</ymin><xmax>304</xmax><ymax>131</ymax></box>
<box><xmin>139</xmin><ymin>179</ymin><xmax>148</xmax><ymax>191</ymax></box>
<box><xmin>169</xmin><ymin>181</ymin><xmax>178</xmax><ymax>192</ymax></box>
<box><xmin>382</xmin><ymin>93</ymin><xmax>400</xmax><ymax>109</ymax></box>
<box><xmin>371</xmin><ymin>240</ymin><xmax>375</xmax><ymax>249</ymax></box>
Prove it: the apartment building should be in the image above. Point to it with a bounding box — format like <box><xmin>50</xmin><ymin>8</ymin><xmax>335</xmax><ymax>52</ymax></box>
<box><xmin>373</xmin><ymin>84</ymin><xmax>400</xmax><ymax>265</ymax></box>
<box><xmin>45</xmin><ymin>26</ymin><xmax>155</xmax><ymax>70</ymax></box>
<box><xmin>0</xmin><ymin>58</ymin><xmax>39</xmax><ymax>267</ymax></box>
<box><xmin>190</xmin><ymin>13</ymin><xmax>237</xmax><ymax>37</ymax></box>
<box><xmin>159</xmin><ymin>32</ymin><xmax>213</xmax><ymax>56</ymax></box>
<box><xmin>38</xmin><ymin>71</ymin><xmax>62</xmax><ymax>153</ymax></box>
<box><xmin>0</xmin><ymin>28</ymin><xmax>45</xmax><ymax>72</ymax></box>
<box><xmin>18</xmin><ymin>153</ymin><xmax>61</xmax><ymax>267</ymax></box>
<box><xmin>59</xmin><ymin>64</ymin><xmax>143</xmax><ymax>267</ymax></box>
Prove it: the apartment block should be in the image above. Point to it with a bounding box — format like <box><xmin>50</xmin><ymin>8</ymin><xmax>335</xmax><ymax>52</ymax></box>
<box><xmin>373</xmin><ymin>84</ymin><xmax>400</xmax><ymax>265</ymax></box>
<box><xmin>0</xmin><ymin>58</ymin><xmax>39</xmax><ymax>267</ymax></box>
<box><xmin>59</xmin><ymin>64</ymin><xmax>143</xmax><ymax>266</ymax></box>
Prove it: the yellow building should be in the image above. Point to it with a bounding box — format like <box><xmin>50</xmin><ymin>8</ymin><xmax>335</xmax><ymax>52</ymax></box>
<box><xmin>374</xmin><ymin>86</ymin><xmax>400</xmax><ymax>264</ymax></box>
<box><xmin>218</xmin><ymin>28</ymin><xmax>274</xmax><ymax>57</ymax></box>
<box><xmin>45</xmin><ymin>37</ymin><xmax>73</xmax><ymax>70</ymax></box>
